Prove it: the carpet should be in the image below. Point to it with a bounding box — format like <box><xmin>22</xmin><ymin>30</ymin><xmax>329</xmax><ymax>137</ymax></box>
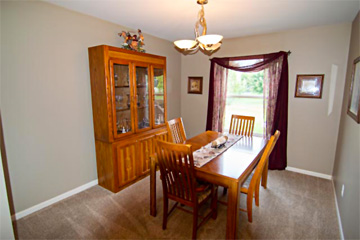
<box><xmin>17</xmin><ymin>170</ymin><xmax>340</xmax><ymax>239</ymax></box>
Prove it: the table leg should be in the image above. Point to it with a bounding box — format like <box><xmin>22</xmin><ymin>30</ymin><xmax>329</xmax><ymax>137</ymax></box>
<box><xmin>150</xmin><ymin>155</ymin><xmax>157</xmax><ymax>217</ymax></box>
<box><xmin>261</xmin><ymin>159</ymin><xmax>269</xmax><ymax>189</ymax></box>
<box><xmin>226</xmin><ymin>180</ymin><xmax>240</xmax><ymax>239</ymax></box>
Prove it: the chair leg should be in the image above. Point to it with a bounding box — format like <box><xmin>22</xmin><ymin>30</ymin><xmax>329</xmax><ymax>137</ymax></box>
<box><xmin>247</xmin><ymin>193</ymin><xmax>253</xmax><ymax>223</ymax></box>
<box><xmin>211</xmin><ymin>186</ymin><xmax>218</xmax><ymax>219</ymax></box>
<box><xmin>261</xmin><ymin>160</ymin><xmax>269</xmax><ymax>189</ymax></box>
<box><xmin>255</xmin><ymin>190</ymin><xmax>259</xmax><ymax>207</ymax></box>
<box><xmin>192</xmin><ymin>206</ymin><xmax>198</xmax><ymax>239</ymax></box>
<box><xmin>163</xmin><ymin>197</ymin><xmax>168</xmax><ymax>230</ymax></box>
<box><xmin>255</xmin><ymin>182</ymin><xmax>260</xmax><ymax>207</ymax></box>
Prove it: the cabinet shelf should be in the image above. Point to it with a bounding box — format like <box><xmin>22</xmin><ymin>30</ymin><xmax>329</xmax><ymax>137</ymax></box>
<box><xmin>137</xmin><ymin>106</ymin><xmax>149</xmax><ymax>109</ymax></box>
<box><xmin>117</xmin><ymin>130</ymin><xmax>131</xmax><ymax>134</ymax></box>
<box><xmin>116</xmin><ymin>107</ymin><xmax>130</xmax><ymax>112</ymax></box>
<box><xmin>115</xmin><ymin>85</ymin><xmax>130</xmax><ymax>88</ymax></box>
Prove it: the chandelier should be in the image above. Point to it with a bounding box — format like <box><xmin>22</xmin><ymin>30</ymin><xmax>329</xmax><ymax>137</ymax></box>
<box><xmin>174</xmin><ymin>0</ymin><xmax>223</xmax><ymax>53</ymax></box>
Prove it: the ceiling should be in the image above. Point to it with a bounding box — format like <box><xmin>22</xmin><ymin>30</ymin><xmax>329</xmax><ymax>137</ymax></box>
<box><xmin>46</xmin><ymin>0</ymin><xmax>359</xmax><ymax>42</ymax></box>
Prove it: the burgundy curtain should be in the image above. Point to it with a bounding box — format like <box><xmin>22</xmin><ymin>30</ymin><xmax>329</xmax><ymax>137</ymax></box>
<box><xmin>206</xmin><ymin>51</ymin><xmax>288</xmax><ymax>170</ymax></box>
<box><xmin>207</xmin><ymin>60</ymin><xmax>229</xmax><ymax>132</ymax></box>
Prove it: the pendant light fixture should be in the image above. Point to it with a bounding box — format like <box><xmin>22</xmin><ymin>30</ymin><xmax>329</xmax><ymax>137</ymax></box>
<box><xmin>174</xmin><ymin>0</ymin><xmax>223</xmax><ymax>53</ymax></box>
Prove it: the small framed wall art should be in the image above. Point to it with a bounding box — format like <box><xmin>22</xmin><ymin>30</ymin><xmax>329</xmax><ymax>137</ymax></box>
<box><xmin>295</xmin><ymin>74</ymin><xmax>324</xmax><ymax>98</ymax></box>
<box><xmin>188</xmin><ymin>76</ymin><xmax>203</xmax><ymax>94</ymax></box>
<box><xmin>347</xmin><ymin>56</ymin><xmax>360</xmax><ymax>123</ymax></box>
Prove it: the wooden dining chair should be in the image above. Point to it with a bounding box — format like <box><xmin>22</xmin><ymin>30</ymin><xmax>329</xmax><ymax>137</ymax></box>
<box><xmin>166</xmin><ymin>117</ymin><xmax>187</xmax><ymax>143</ymax></box>
<box><xmin>240</xmin><ymin>130</ymin><xmax>280</xmax><ymax>222</ymax></box>
<box><xmin>229</xmin><ymin>115</ymin><xmax>255</xmax><ymax>137</ymax></box>
<box><xmin>222</xmin><ymin>114</ymin><xmax>256</xmax><ymax>195</ymax></box>
<box><xmin>155</xmin><ymin>139</ymin><xmax>217</xmax><ymax>239</ymax></box>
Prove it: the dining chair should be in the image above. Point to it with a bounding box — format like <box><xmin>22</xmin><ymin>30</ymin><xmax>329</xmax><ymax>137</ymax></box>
<box><xmin>155</xmin><ymin>139</ymin><xmax>217</xmax><ymax>239</ymax></box>
<box><xmin>240</xmin><ymin>130</ymin><xmax>280</xmax><ymax>222</ymax></box>
<box><xmin>166</xmin><ymin>117</ymin><xmax>187</xmax><ymax>143</ymax></box>
<box><xmin>222</xmin><ymin>114</ymin><xmax>256</xmax><ymax>195</ymax></box>
<box><xmin>229</xmin><ymin>114</ymin><xmax>255</xmax><ymax>137</ymax></box>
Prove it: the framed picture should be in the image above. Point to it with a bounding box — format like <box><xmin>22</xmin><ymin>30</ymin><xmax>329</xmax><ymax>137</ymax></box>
<box><xmin>347</xmin><ymin>56</ymin><xmax>360</xmax><ymax>123</ymax></box>
<box><xmin>188</xmin><ymin>77</ymin><xmax>203</xmax><ymax>94</ymax></box>
<box><xmin>295</xmin><ymin>74</ymin><xmax>324</xmax><ymax>98</ymax></box>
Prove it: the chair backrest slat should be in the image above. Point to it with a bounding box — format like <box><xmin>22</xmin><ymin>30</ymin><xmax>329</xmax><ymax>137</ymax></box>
<box><xmin>167</xmin><ymin>118</ymin><xmax>187</xmax><ymax>143</ymax></box>
<box><xmin>229</xmin><ymin>115</ymin><xmax>255</xmax><ymax>137</ymax></box>
<box><xmin>156</xmin><ymin>140</ymin><xmax>196</xmax><ymax>203</ymax></box>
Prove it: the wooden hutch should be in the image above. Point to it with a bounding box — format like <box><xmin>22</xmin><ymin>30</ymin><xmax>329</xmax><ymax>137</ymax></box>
<box><xmin>88</xmin><ymin>45</ymin><xmax>168</xmax><ymax>193</ymax></box>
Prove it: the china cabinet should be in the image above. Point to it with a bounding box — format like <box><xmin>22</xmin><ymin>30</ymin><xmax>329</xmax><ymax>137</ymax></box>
<box><xmin>88</xmin><ymin>45</ymin><xmax>168</xmax><ymax>192</ymax></box>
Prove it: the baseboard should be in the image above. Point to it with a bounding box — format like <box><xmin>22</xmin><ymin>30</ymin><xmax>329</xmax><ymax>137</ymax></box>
<box><xmin>285</xmin><ymin>166</ymin><xmax>332</xmax><ymax>180</ymax></box>
<box><xmin>332</xmin><ymin>180</ymin><xmax>345</xmax><ymax>240</ymax></box>
<box><xmin>15</xmin><ymin>179</ymin><xmax>98</xmax><ymax>220</ymax></box>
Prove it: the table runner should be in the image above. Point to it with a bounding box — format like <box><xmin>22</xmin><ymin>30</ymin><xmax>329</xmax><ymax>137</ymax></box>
<box><xmin>193</xmin><ymin>134</ymin><xmax>243</xmax><ymax>167</ymax></box>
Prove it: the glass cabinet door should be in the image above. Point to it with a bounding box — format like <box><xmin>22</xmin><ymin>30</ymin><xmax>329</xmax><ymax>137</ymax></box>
<box><xmin>111</xmin><ymin>61</ymin><xmax>133</xmax><ymax>137</ymax></box>
<box><xmin>135</xmin><ymin>65</ymin><xmax>151</xmax><ymax>131</ymax></box>
<box><xmin>153</xmin><ymin>66</ymin><xmax>166</xmax><ymax>127</ymax></box>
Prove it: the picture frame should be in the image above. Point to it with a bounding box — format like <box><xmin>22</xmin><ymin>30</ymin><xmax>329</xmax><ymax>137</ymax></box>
<box><xmin>295</xmin><ymin>74</ymin><xmax>324</xmax><ymax>98</ymax></box>
<box><xmin>188</xmin><ymin>76</ymin><xmax>203</xmax><ymax>94</ymax></box>
<box><xmin>347</xmin><ymin>56</ymin><xmax>360</xmax><ymax>123</ymax></box>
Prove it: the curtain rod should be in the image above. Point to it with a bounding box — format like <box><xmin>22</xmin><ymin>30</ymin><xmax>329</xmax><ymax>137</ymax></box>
<box><xmin>209</xmin><ymin>51</ymin><xmax>292</xmax><ymax>60</ymax></box>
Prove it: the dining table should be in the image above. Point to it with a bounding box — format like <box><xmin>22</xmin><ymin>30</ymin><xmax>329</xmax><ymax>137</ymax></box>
<box><xmin>149</xmin><ymin>130</ymin><xmax>267</xmax><ymax>239</ymax></box>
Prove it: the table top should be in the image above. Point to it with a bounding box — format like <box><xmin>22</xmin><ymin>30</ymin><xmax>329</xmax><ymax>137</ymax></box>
<box><xmin>185</xmin><ymin>131</ymin><xmax>267</xmax><ymax>181</ymax></box>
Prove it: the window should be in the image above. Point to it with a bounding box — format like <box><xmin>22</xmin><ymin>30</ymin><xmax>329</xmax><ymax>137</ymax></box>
<box><xmin>223</xmin><ymin>69</ymin><xmax>264</xmax><ymax>136</ymax></box>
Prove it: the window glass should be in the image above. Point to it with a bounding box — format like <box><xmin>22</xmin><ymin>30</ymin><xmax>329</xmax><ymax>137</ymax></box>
<box><xmin>224</xmin><ymin>70</ymin><xmax>264</xmax><ymax>136</ymax></box>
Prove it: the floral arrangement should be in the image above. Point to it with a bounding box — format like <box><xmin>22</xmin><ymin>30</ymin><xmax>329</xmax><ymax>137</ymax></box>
<box><xmin>118</xmin><ymin>29</ymin><xmax>145</xmax><ymax>52</ymax></box>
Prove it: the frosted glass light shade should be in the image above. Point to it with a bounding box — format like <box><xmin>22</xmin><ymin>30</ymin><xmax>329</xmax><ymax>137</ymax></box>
<box><xmin>174</xmin><ymin>40</ymin><xmax>197</xmax><ymax>49</ymax></box>
<box><xmin>197</xmin><ymin>34</ymin><xmax>223</xmax><ymax>46</ymax></box>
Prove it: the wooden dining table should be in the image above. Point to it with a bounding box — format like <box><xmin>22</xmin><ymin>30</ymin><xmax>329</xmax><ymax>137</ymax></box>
<box><xmin>150</xmin><ymin>131</ymin><xmax>267</xmax><ymax>239</ymax></box>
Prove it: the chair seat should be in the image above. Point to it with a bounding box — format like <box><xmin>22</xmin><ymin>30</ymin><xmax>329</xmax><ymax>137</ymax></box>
<box><xmin>196</xmin><ymin>182</ymin><xmax>218</xmax><ymax>204</ymax></box>
<box><xmin>197</xmin><ymin>186</ymin><xmax>212</xmax><ymax>203</ymax></box>
<box><xmin>168</xmin><ymin>181</ymin><xmax>213</xmax><ymax>204</ymax></box>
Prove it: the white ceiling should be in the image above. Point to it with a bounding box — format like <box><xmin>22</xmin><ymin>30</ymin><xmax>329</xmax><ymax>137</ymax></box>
<box><xmin>46</xmin><ymin>0</ymin><xmax>360</xmax><ymax>42</ymax></box>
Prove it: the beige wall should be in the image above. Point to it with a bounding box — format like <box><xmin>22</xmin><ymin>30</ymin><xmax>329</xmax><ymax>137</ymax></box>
<box><xmin>181</xmin><ymin>24</ymin><xmax>351</xmax><ymax>175</ymax></box>
<box><xmin>0</xmin><ymin>1</ymin><xmax>181</xmax><ymax>212</ymax></box>
<box><xmin>333</xmin><ymin>12</ymin><xmax>360</xmax><ymax>239</ymax></box>
<box><xmin>0</xmin><ymin>153</ymin><xmax>15</xmax><ymax>239</ymax></box>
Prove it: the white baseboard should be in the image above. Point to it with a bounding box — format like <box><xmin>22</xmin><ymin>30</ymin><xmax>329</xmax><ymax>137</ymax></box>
<box><xmin>332</xmin><ymin>180</ymin><xmax>345</xmax><ymax>240</ymax></box>
<box><xmin>285</xmin><ymin>166</ymin><xmax>333</xmax><ymax>180</ymax></box>
<box><xmin>15</xmin><ymin>179</ymin><xmax>98</xmax><ymax>220</ymax></box>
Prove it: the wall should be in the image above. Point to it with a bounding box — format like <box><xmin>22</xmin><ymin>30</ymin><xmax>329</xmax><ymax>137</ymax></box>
<box><xmin>333</xmin><ymin>12</ymin><xmax>360</xmax><ymax>239</ymax></box>
<box><xmin>181</xmin><ymin>23</ymin><xmax>351</xmax><ymax>176</ymax></box>
<box><xmin>1</xmin><ymin>5</ymin><xmax>15</xmax><ymax>233</ymax></box>
<box><xmin>0</xmin><ymin>1</ymin><xmax>181</xmax><ymax>213</ymax></box>
<box><xmin>0</xmin><ymin>151</ymin><xmax>15</xmax><ymax>240</ymax></box>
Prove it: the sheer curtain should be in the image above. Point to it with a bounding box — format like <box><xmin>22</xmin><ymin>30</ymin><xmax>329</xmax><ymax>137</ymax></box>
<box><xmin>206</xmin><ymin>51</ymin><xmax>288</xmax><ymax>170</ymax></box>
<box><xmin>206</xmin><ymin>60</ymin><xmax>228</xmax><ymax>132</ymax></box>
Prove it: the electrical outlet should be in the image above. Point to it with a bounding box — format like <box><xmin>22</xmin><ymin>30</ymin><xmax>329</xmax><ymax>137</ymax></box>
<box><xmin>341</xmin><ymin>184</ymin><xmax>345</xmax><ymax>197</ymax></box>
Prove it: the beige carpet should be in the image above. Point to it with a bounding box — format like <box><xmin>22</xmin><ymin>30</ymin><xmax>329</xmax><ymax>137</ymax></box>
<box><xmin>16</xmin><ymin>170</ymin><xmax>340</xmax><ymax>239</ymax></box>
